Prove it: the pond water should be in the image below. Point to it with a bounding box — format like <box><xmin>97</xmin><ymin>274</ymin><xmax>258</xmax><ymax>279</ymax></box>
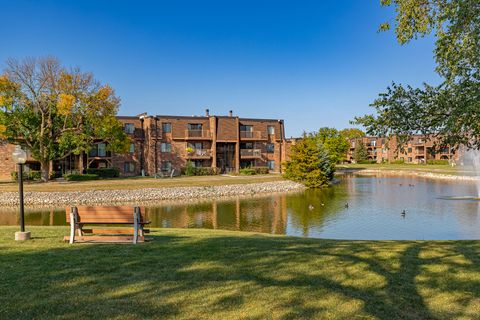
<box><xmin>1</xmin><ymin>174</ymin><xmax>480</xmax><ymax>240</ymax></box>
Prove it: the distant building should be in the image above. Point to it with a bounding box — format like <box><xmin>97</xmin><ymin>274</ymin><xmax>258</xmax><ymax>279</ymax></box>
<box><xmin>0</xmin><ymin>110</ymin><xmax>290</xmax><ymax>179</ymax></box>
<box><xmin>347</xmin><ymin>135</ymin><xmax>461</xmax><ymax>164</ymax></box>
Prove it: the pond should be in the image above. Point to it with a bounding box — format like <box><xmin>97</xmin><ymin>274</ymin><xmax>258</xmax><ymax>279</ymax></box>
<box><xmin>1</xmin><ymin>174</ymin><xmax>480</xmax><ymax>240</ymax></box>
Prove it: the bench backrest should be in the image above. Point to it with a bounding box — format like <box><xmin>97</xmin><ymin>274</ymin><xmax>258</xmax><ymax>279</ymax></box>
<box><xmin>65</xmin><ymin>206</ymin><xmax>146</xmax><ymax>224</ymax></box>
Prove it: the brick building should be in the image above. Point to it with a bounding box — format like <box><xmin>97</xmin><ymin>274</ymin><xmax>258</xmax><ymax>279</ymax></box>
<box><xmin>0</xmin><ymin>110</ymin><xmax>289</xmax><ymax>179</ymax></box>
<box><xmin>347</xmin><ymin>135</ymin><xmax>461</xmax><ymax>164</ymax></box>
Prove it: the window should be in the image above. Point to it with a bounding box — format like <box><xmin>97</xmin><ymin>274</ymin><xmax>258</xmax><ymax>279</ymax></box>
<box><xmin>124</xmin><ymin>123</ymin><xmax>135</xmax><ymax>134</ymax></box>
<box><xmin>161</xmin><ymin>161</ymin><xmax>172</xmax><ymax>172</ymax></box>
<box><xmin>162</xmin><ymin>122</ymin><xmax>171</xmax><ymax>133</ymax></box>
<box><xmin>129</xmin><ymin>143</ymin><xmax>135</xmax><ymax>154</ymax></box>
<box><xmin>266</xmin><ymin>143</ymin><xmax>274</xmax><ymax>153</ymax></box>
<box><xmin>188</xmin><ymin>142</ymin><xmax>203</xmax><ymax>150</ymax></box>
<box><xmin>408</xmin><ymin>147</ymin><xmax>412</xmax><ymax>153</ymax></box>
<box><xmin>267</xmin><ymin>126</ymin><xmax>275</xmax><ymax>135</ymax></box>
<box><xmin>124</xmin><ymin>162</ymin><xmax>135</xmax><ymax>173</ymax></box>
<box><xmin>408</xmin><ymin>157</ymin><xmax>412</xmax><ymax>163</ymax></box>
<box><xmin>240</xmin><ymin>142</ymin><xmax>254</xmax><ymax>149</ymax></box>
<box><xmin>96</xmin><ymin>143</ymin><xmax>106</xmax><ymax>157</ymax></box>
<box><xmin>240</xmin><ymin>125</ymin><xmax>253</xmax><ymax>132</ymax></box>
<box><xmin>193</xmin><ymin>160</ymin><xmax>203</xmax><ymax>168</ymax></box>
<box><xmin>187</xmin><ymin>123</ymin><xmax>202</xmax><ymax>131</ymax></box>
<box><xmin>161</xmin><ymin>143</ymin><xmax>171</xmax><ymax>152</ymax></box>
<box><xmin>267</xmin><ymin>160</ymin><xmax>275</xmax><ymax>170</ymax></box>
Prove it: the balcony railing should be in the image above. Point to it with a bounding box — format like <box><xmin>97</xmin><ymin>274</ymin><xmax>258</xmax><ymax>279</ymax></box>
<box><xmin>240</xmin><ymin>131</ymin><xmax>263</xmax><ymax>140</ymax></box>
<box><xmin>185</xmin><ymin>130</ymin><xmax>212</xmax><ymax>139</ymax></box>
<box><xmin>186</xmin><ymin>149</ymin><xmax>212</xmax><ymax>158</ymax></box>
<box><xmin>240</xmin><ymin>149</ymin><xmax>262</xmax><ymax>158</ymax></box>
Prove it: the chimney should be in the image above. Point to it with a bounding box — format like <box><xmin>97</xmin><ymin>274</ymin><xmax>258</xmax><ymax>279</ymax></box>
<box><xmin>205</xmin><ymin>108</ymin><xmax>210</xmax><ymax>117</ymax></box>
<box><xmin>229</xmin><ymin>110</ymin><xmax>233</xmax><ymax>117</ymax></box>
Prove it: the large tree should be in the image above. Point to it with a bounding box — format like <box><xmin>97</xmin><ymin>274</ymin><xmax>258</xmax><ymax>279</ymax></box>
<box><xmin>284</xmin><ymin>135</ymin><xmax>335</xmax><ymax>188</ymax></box>
<box><xmin>355</xmin><ymin>0</ymin><xmax>479</xmax><ymax>149</ymax></box>
<box><xmin>312</xmin><ymin>127</ymin><xmax>350</xmax><ymax>164</ymax></box>
<box><xmin>0</xmin><ymin>57</ymin><xmax>129</xmax><ymax>181</ymax></box>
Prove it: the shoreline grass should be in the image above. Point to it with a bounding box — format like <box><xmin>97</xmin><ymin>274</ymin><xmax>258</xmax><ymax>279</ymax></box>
<box><xmin>337</xmin><ymin>163</ymin><xmax>473</xmax><ymax>176</ymax></box>
<box><xmin>0</xmin><ymin>227</ymin><xmax>478</xmax><ymax>319</ymax></box>
<box><xmin>0</xmin><ymin>174</ymin><xmax>284</xmax><ymax>193</ymax></box>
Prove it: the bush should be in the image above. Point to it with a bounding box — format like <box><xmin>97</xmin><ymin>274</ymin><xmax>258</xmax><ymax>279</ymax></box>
<box><xmin>391</xmin><ymin>160</ymin><xmax>405</xmax><ymax>164</ymax></box>
<box><xmin>64</xmin><ymin>174</ymin><xmax>99</xmax><ymax>181</ymax></box>
<box><xmin>86</xmin><ymin>167</ymin><xmax>120</xmax><ymax>178</ymax></box>
<box><xmin>181</xmin><ymin>164</ymin><xmax>219</xmax><ymax>176</ymax></box>
<box><xmin>253</xmin><ymin>166</ymin><xmax>270</xmax><ymax>174</ymax></box>
<box><xmin>240</xmin><ymin>168</ymin><xmax>256</xmax><ymax>175</ymax></box>
<box><xmin>11</xmin><ymin>170</ymin><xmax>42</xmax><ymax>181</ymax></box>
<box><xmin>184</xmin><ymin>161</ymin><xmax>196</xmax><ymax>176</ymax></box>
<box><xmin>427</xmin><ymin>159</ymin><xmax>449</xmax><ymax>165</ymax></box>
<box><xmin>357</xmin><ymin>160</ymin><xmax>377</xmax><ymax>164</ymax></box>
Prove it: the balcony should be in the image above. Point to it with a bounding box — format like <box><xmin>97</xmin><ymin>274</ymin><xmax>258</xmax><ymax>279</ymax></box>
<box><xmin>240</xmin><ymin>149</ymin><xmax>262</xmax><ymax>158</ymax></box>
<box><xmin>149</xmin><ymin>128</ymin><xmax>162</xmax><ymax>139</ymax></box>
<box><xmin>186</xmin><ymin>149</ymin><xmax>212</xmax><ymax>159</ymax></box>
<box><xmin>240</xmin><ymin>131</ymin><xmax>264</xmax><ymax>140</ymax></box>
<box><xmin>184</xmin><ymin>130</ymin><xmax>212</xmax><ymax>139</ymax></box>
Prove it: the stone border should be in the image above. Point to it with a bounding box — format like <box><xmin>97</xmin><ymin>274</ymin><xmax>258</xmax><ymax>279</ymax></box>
<box><xmin>0</xmin><ymin>181</ymin><xmax>306</xmax><ymax>207</ymax></box>
<box><xmin>342</xmin><ymin>169</ymin><xmax>480</xmax><ymax>182</ymax></box>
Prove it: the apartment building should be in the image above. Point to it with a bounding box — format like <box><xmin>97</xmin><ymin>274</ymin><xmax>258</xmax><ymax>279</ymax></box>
<box><xmin>347</xmin><ymin>135</ymin><xmax>461</xmax><ymax>164</ymax></box>
<box><xmin>0</xmin><ymin>110</ymin><xmax>288</xmax><ymax>179</ymax></box>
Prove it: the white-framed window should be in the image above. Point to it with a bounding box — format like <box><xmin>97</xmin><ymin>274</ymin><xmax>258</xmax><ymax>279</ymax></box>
<box><xmin>162</xmin><ymin>122</ymin><xmax>171</xmax><ymax>133</ymax></box>
<box><xmin>129</xmin><ymin>143</ymin><xmax>135</xmax><ymax>154</ymax></box>
<box><xmin>266</xmin><ymin>143</ymin><xmax>275</xmax><ymax>153</ymax></box>
<box><xmin>124</xmin><ymin>123</ymin><xmax>135</xmax><ymax>134</ymax></box>
<box><xmin>267</xmin><ymin>126</ymin><xmax>275</xmax><ymax>135</ymax></box>
<box><xmin>161</xmin><ymin>143</ymin><xmax>171</xmax><ymax>152</ymax></box>
<box><xmin>267</xmin><ymin>160</ymin><xmax>275</xmax><ymax>170</ymax></box>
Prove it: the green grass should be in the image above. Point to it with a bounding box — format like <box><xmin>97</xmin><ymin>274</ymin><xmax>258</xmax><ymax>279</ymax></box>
<box><xmin>337</xmin><ymin>163</ymin><xmax>472</xmax><ymax>176</ymax></box>
<box><xmin>0</xmin><ymin>174</ymin><xmax>284</xmax><ymax>193</ymax></box>
<box><xmin>1</xmin><ymin>227</ymin><xmax>479</xmax><ymax>319</ymax></box>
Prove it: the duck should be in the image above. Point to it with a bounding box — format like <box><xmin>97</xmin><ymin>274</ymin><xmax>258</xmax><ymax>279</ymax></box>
<box><xmin>308</xmin><ymin>205</ymin><xmax>314</xmax><ymax>211</ymax></box>
<box><xmin>345</xmin><ymin>203</ymin><xmax>349</xmax><ymax>209</ymax></box>
<box><xmin>401</xmin><ymin>209</ymin><xmax>406</xmax><ymax>217</ymax></box>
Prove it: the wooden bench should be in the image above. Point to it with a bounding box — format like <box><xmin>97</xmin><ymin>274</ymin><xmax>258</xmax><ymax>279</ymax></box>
<box><xmin>64</xmin><ymin>206</ymin><xmax>150</xmax><ymax>244</ymax></box>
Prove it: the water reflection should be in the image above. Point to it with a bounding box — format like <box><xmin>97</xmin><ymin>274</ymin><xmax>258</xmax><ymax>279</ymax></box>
<box><xmin>1</xmin><ymin>175</ymin><xmax>480</xmax><ymax>240</ymax></box>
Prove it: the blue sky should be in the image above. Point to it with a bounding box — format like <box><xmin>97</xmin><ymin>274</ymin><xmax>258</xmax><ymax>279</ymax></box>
<box><xmin>0</xmin><ymin>0</ymin><xmax>440</xmax><ymax>137</ymax></box>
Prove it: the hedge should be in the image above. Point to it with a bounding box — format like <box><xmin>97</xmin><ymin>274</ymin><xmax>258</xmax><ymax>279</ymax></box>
<box><xmin>182</xmin><ymin>167</ymin><xmax>219</xmax><ymax>176</ymax></box>
<box><xmin>427</xmin><ymin>159</ymin><xmax>449</xmax><ymax>165</ymax></box>
<box><xmin>11</xmin><ymin>171</ymin><xmax>42</xmax><ymax>181</ymax></box>
<box><xmin>239</xmin><ymin>167</ymin><xmax>270</xmax><ymax>175</ymax></box>
<box><xmin>356</xmin><ymin>160</ymin><xmax>377</xmax><ymax>164</ymax></box>
<box><xmin>64</xmin><ymin>174</ymin><xmax>99</xmax><ymax>181</ymax></box>
<box><xmin>86</xmin><ymin>167</ymin><xmax>120</xmax><ymax>178</ymax></box>
<box><xmin>390</xmin><ymin>160</ymin><xmax>405</xmax><ymax>164</ymax></box>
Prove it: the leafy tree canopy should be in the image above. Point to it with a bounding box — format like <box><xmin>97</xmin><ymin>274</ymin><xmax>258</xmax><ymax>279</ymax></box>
<box><xmin>311</xmin><ymin>127</ymin><xmax>350</xmax><ymax>164</ymax></box>
<box><xmin>355</xmin><ymin>0</ymin><xmax>479</xmax><ymax>149</ymax></box>
<box><xmin>0</xmin><ymin>57</ymin><xmax>130</xmax><ymax>181</ymax></box>
<box><xmin>339</xmin><ymin>128</ymin><xmax>365</xmax><ymax>140</ymax></box>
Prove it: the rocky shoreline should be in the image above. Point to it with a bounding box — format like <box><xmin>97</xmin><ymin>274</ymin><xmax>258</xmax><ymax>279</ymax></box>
<box><xmin>0</xmin><ymin>181</ymin><xmax>306</xmax><ymax>207</ymax></box>
<box><xmin>343</xmin><ymin>169</ymin><xmax>480</xmax><ymax>182</ymax></box>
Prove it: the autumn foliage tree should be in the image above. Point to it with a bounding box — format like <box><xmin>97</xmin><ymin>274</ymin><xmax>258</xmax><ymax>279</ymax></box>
<box><xmin>0</xmin><ymin>57</ymin><xmax>129</xmax><ymax>181</ymax></box>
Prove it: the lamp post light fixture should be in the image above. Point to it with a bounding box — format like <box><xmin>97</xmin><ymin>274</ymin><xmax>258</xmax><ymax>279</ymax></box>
<box><xmin>12</xmin><ymin>145</ymin><xmax>30</xmax><ymax>241</ymax></box>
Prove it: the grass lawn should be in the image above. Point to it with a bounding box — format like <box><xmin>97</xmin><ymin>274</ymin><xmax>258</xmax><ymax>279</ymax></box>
<box><xmin>0</xmin><ymin>174</ymin><xmax>284</xmax><ymax>193</ymax></box>
<box><xmin>0</xmin><ymin>227</ymin><xmax>479</xmax><ymax>319</ymax></box>
<box><xmin>337</xmin><ymin>163</ymin><xmax>472</xmax><ymax>176</ymax></box>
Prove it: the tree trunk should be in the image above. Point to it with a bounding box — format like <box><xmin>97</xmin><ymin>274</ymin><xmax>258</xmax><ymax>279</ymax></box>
<box><xmin>41</xmin><ymin>160</ymin><xmax>50</xmax><ymax>182</ymax></box>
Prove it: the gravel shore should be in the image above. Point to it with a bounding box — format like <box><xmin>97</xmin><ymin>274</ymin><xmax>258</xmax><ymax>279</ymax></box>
<box><xmin>348</xmin><ymin>169</ymin><xmax>480</xmax><ymax>181</ymax></box>
<box><xmin>0</xmin><ymin>181</ymin><xmax>305</xmax><ymax>207</ymax></box>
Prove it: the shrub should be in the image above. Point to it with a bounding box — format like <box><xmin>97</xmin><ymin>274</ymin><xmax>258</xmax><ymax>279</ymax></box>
<box><xmin>427</xmin><ymin>159</ymin><xmax>449</xmax><ymax>165</ymax></box>
<box><xmin>86</xmin><ymin>167</ymin><xmax>120</xmax><ymax>178</ymax></box>
<box><xmin>11</xmin><ymin>170</ymin><xmax>42</xmax><ymax>181</ymax></box>
<box><xmin>64</xmin><ymin>174</ymin><xmax>99</xmax><ymax>181</ymax></box>
<box><xmin>391</xmin><ymin>160</ymin><xmax>405</xmax><ymax>164</ymax></box>
<box><xmin>240</xmin><ymin>168</ymin><xmax>256</xmax><ymax>175</ymax></box>
<box><xmin>184</xmin><ymin>161</ymin><xmax>196</xmax><ymax>176</ymax></box>
<box><xmin>253</xmin><ymin>167</ymin><xmax>270</xmax><ymax>174</ymax></box>
<box><xmin>182</xmin><ymin>164</ymin><xmax>219</xmax><ymax>176</ymax></box>
<box><xmin>357</xmin><ymin>160</ymin><xmax>377</xmax><ymax>164</ymax></box>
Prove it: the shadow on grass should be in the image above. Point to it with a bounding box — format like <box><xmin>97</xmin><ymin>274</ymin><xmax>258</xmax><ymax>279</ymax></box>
<box><xmin>0</xmin><ymin>229</ymin><xmax>479</xmax><ymax>319</ymax></box>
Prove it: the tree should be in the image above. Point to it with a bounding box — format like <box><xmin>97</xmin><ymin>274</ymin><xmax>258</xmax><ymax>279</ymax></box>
<box><xmin>340</xmin><ymin>128</ymin><xmax>365</xmax><ymax>140</ymax></box>
<box><xmin>355</xmin><ymin>0</ymin><xmax>479</xmax><ymax>149</ymax></box>
<box><xmin>353</xmin><ymin>140</ymin><xmax>368</xmax><ymax>163</ymax></box>
<box><xmin>283</xmin><ymin>135</ymin><xmax>335</xmax><ymax>188</ymax></box>
<box><xmin>0</xmin><ymin>57</ymin><xmax>130</xmax><ymax>181</ymax></box>
<box><xmin>312</xmin><ymin>127</ymin><xmax>349</xmax><ymax>164</ymax></box>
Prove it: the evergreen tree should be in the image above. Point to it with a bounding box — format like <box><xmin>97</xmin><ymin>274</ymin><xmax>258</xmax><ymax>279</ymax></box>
<box><xmin>353</xmin><ymin>140</ymin><xmax>368</xmax><ymax>163</ymax></box>
<box><xmin>283</xmin><ymin>136</ymin><xmax>335</xmax><ymax>188</ymax></box>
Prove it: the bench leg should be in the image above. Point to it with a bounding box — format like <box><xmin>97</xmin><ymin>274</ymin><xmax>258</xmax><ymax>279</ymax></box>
<box><xmin>133</xmin><ymin>207</ymin><xmax>139</xmax><ymax>244</ymax></box>
<box><xmin>69</xmin><ymin>212</ymin><xmax>75</xmax><ymax>244</ymax></box>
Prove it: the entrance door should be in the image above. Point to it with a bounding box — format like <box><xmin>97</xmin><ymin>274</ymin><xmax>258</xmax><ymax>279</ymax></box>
<box><xmin>216</xmin><ymin>143</ymin><xmax>236</xmax><ymax>173</ymax></box>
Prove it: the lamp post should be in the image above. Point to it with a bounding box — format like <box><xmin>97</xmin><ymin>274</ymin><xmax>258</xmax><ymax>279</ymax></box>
<box><xmin>12</xmin><ymin>145</ymin><xmax>30</xmax><ymax>241</ymax></box>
